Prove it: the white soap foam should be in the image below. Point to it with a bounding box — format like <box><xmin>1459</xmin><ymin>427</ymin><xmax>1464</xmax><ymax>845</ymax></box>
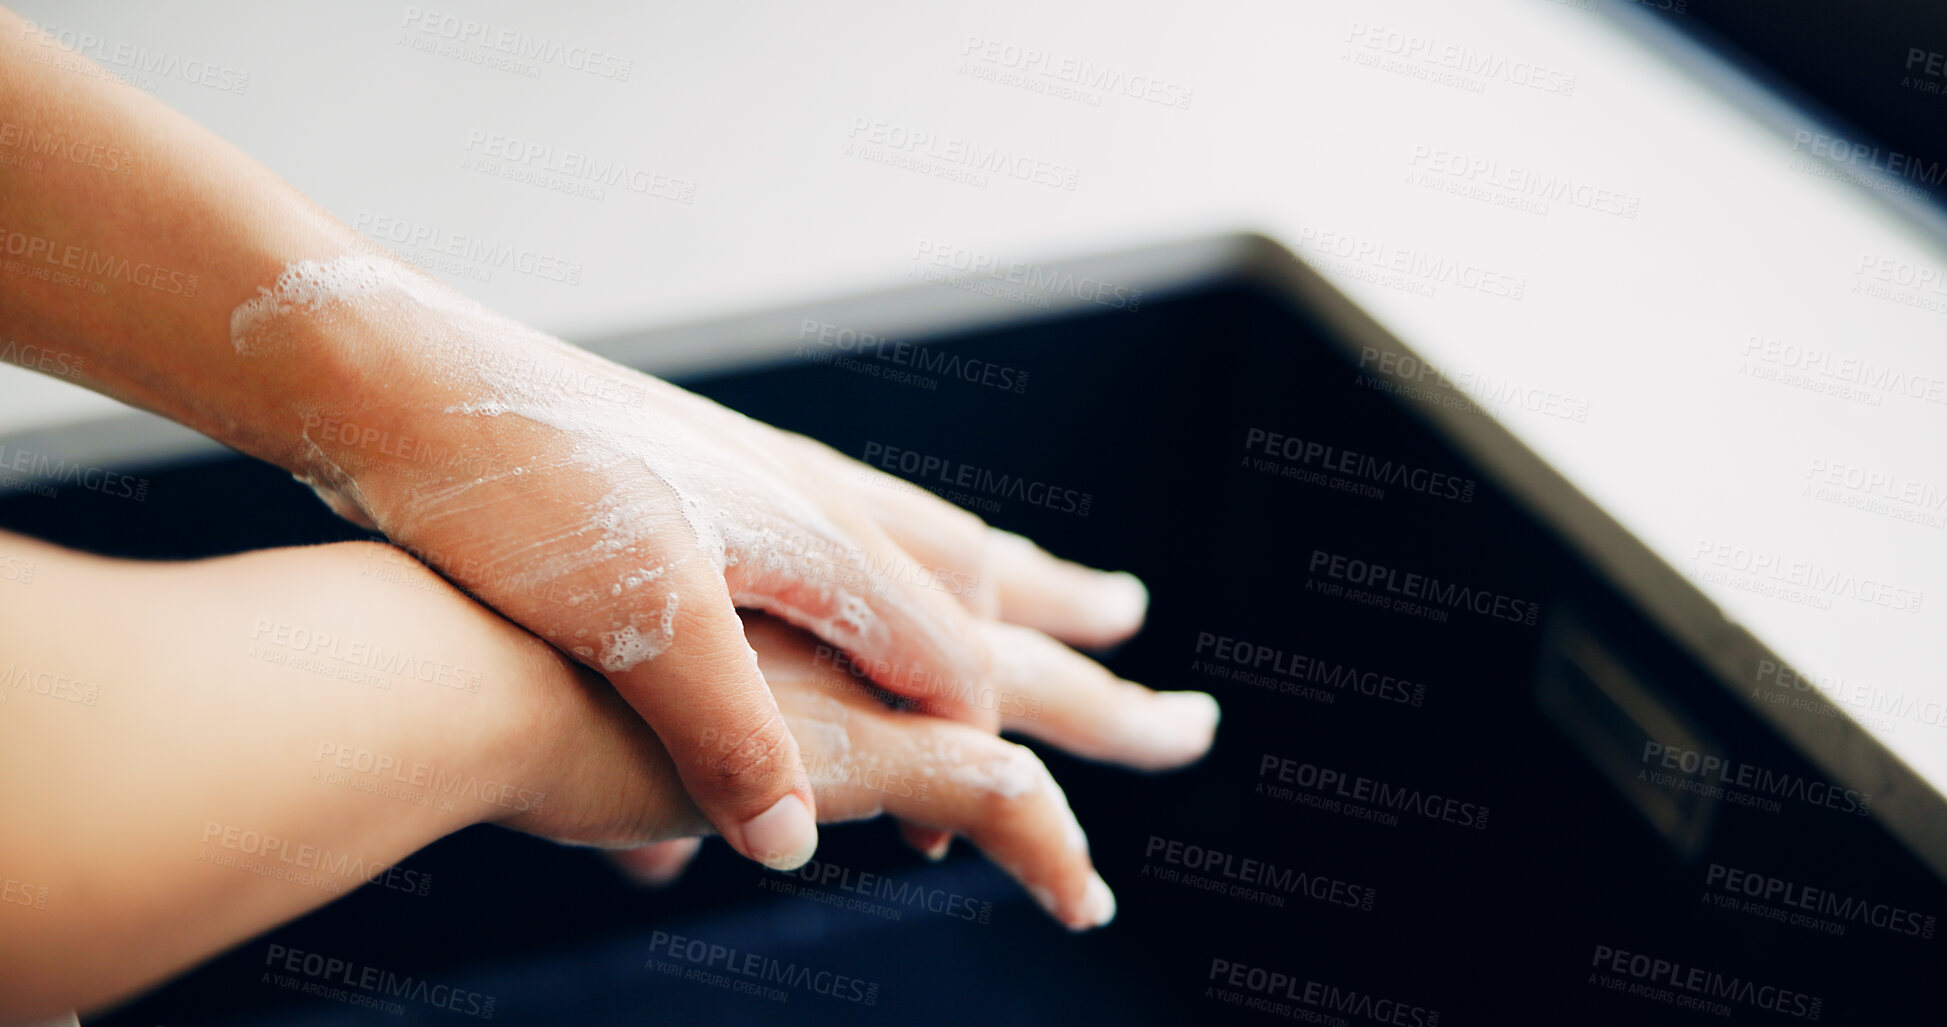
<box><xmin>231</xmin><ymin>252</ymin><xmax>965</xmax><ymax>683</ymax></box>
<box><xmin>596</xmin><ymin>592</ymin><xmax>679</xmax><ymax>673</ymax></box>
<box><xmin>946</xmin><ymin>749</ymin><xmax>1042</xmax><ymax>799</ymax></box>
<box><xmin>230</xmin><ymin>255</ymin><xmax>399</xmax><ymax>355</ymax></box>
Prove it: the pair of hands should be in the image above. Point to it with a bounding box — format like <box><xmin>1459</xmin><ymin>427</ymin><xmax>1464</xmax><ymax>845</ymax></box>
<box><xmin>0</xmin><ymin>20</ymin><xmax>1218</xmax><ymax>1019</ymax></box>
<box><xmin>0</xmin><ymin>531</ymin><xmax>1213</xmax><ymax>1019</ymax></box>
<box><xmin>235</xmin><ymin>251</ymin><xmax>1215</xmax><ymax>877</ymax></box>
<box><xmin>0</xmin><ymin>10</ymin><xmax>1209</xmax><ymax>892</ymax></box>
<box><xmin>507</xmin><ymin>592</ymin><xmax>1214</xmax><ymax>931</ymax></box>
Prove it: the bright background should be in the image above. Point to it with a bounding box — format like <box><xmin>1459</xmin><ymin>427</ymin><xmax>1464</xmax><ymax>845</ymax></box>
<box><xmin>4</xmin><ymin>0</ymin><xmax>1944</xmax><ymax>791</ymax></box>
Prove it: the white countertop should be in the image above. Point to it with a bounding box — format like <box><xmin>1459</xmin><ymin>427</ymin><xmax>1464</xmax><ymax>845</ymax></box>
<box><xmin>4</xmin><ymin>0</ymin><xmax>1944</xmax><ymax>806</ymax></box>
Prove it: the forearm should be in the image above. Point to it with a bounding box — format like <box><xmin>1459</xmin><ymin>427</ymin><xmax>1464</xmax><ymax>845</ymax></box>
<box><xmin>0</xmin><ymin>535</ymin><xmax>523</xmax><ymax>1020</ymax></box>
<box><xmin>0</xmin><ymin>528</ymin><xmax>1189</xmax><ymax>1021</ymax></box>
<box><xmin>0</xmin><ymin>9</ymin><xmax>378</xmax><ymax>469</ymax></box>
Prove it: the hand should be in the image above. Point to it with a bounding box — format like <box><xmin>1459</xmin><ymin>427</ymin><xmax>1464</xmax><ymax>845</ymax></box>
<box><xmin>0</xmin><ymin>535</ymin><xmax>1212</xmax><ymax>1017</ymax></box>
<box><xmin>234</xmin><ymin>250</ymin><xmax>1158</xmax><ymax>871</ymax></box>
<box><xmin>502</xmin><ymin>611</ymin><xmax>1220</xmax><ymax>930</ymax></box>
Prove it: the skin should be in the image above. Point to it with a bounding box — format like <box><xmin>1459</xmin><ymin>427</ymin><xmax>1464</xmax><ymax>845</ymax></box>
<box><xmin>0</xmin><ymin>531</ymin><xmax>1219</xmax><ymax>1023</ymax></box>
<box><xmin>0</xmin><ymin>8</ymin><xmax>1166</xmax><ymax>871</ymax></box>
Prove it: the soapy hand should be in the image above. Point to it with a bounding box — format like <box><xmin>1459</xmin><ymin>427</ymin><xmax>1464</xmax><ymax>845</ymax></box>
<box><xmin>508</xmin><ymin>613</ymin><xmax>1219</xmax><ymax>929</ymax></box>
<box><xmin>233</xmin><ymin>252</ymin><xmax>1201</xmax><ymax>871</ymax></box>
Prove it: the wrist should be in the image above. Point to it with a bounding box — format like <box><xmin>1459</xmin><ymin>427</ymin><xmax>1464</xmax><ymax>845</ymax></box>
<box><xmin>317</xmin><ymin>540</ymin><xmax>574</xmax><ymax>832</ymax></box>
<box><xmin>239</xmin><ymin>253</ymin><xmax>576</xmax><ymax>531</ymax></box>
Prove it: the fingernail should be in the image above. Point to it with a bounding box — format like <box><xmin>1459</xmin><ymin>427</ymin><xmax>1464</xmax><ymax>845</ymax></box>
<box><xmin>613</xmin><ymin>838</ymin><xmax>701</xmax><ymax>888</ymax></box>
<box><xmin>922</xmin><ymin>835</ymin><xmax>952</xmax><ymax>862</ymax></box>
<box><xmin>1122</xmin><ymin>691</ymin><xmax>1221</xmax><ymax>769</ymax></box>
<box><xmin>739</xmin><ymin>794</ymin><xmax>818</xmax><ymax>871</ymax></box>
<box><xmin>1088</xmin><ymin>571</ymin><xmax>1149</xmax><ymax>635</ymax></box>
<box><xmin>632</xmin><ymin>864</ymin><xmax>686</xmax><ymax>888</ymax></box>
<box><xmin>1072</xmin><ymin>872</ymin><xmax>1117</xmax><ymax>931</ymax></box>
<box><xmin>1159</xmin><ymin>690</ymin><xmax>1220</xmax><ymax>744</ymax></box>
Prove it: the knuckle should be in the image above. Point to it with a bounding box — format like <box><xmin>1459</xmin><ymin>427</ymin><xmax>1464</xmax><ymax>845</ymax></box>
<box><xmin>696</xmin><ymin>712</ymin><xmax>795</xmax><ymax>789</ymax></box>
<box><xmin>940</xmin><ymin>502</ymin><xmax>989</xmax><ymax>540</ymax></box>
<box><xmin>970</xmin><ymin>741</ymin><xmax>1052</xmax><ymax>821</ymax></box>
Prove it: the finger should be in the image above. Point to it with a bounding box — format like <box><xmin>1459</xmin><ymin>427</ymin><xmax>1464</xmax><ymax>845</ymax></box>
<box><xmin>776</xmin><ymin>433</ymin><xmax>1150</xmax><ymax>645</ymax></box>
<box><xmin>899</xmin><ymin>822</ymin><xmax>953</xmax><ymax>862</ymax></box>
<box><xmin>984</xmin><ymin>621</ymin><xmax>1219</xmax><ymax>771</ymax></box>
<box><xmin>725</xmin><ymin>505</ymin><xmax>1001</xmax><ymax>732</ymax></box>
<box><xmin>778</xmin><ymin>684</ymin><xmax>1113</xmax><ymax>931</ymax></box>
<box><xmin>753</xmin><ymin>431</ymin><xmax>995</xmax><ymax>615</ymax></box>
<box><xmin>608</xmin><ymin>838</ymin><xmax>703</xmax><ymax>887</ymax></box>
<box><xmin>836</xmin><ymin>460</ymin><xmax>1001</xmax><ymax>619</ymax></box>
<box><xmin>989</xmin><ymin>530</ymin><xmax>1148</xmax><ymax>648</ymax></box>
<box><xmin>606</xmin><ymin>568</ymin><xmax>819</xmax><ymax>871</ymax></box>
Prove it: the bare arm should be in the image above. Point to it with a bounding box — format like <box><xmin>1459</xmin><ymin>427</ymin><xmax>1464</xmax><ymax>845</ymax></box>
<box><xmin>0</xmin><ymin>9</ymin><xmax>365</xmax><ymax>465</ymax></box>
<box><xmin>0</xmin><ymin>10</ymin><xmax>1169</xmax><ymax>872</ymax></box>
<box><xmin>0</xmin><ymin>532</ymin><xmax>1215</xmax><ymax>1021</ymax></box>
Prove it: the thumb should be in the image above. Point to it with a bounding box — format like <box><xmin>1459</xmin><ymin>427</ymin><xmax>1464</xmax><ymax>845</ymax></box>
<box><xmin>600</xmin><ymin>570</ymin><xmax>818</xmax><ymax>871</ymax></box>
